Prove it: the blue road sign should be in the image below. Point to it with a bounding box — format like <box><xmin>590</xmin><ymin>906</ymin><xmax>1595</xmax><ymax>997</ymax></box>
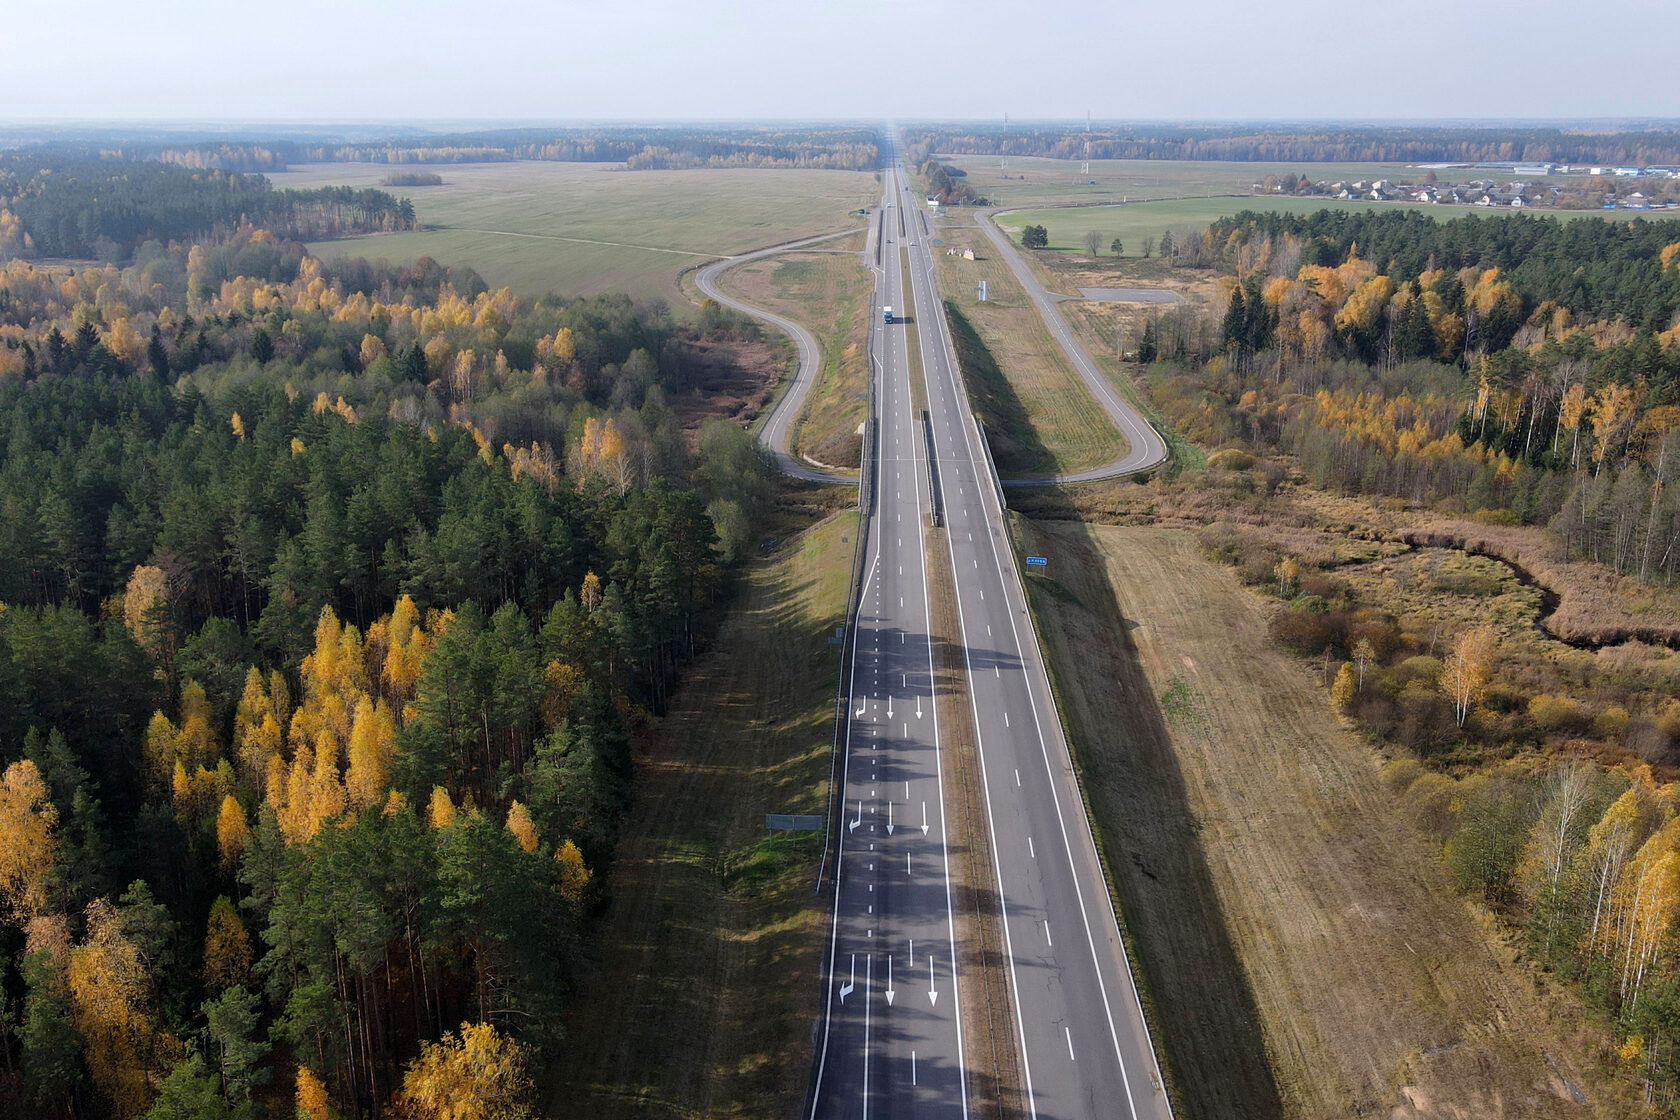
<box><xmin>1025</xmin><ymin>556</ymin><xmax>1048</xmax><ymax>567</ymax></box>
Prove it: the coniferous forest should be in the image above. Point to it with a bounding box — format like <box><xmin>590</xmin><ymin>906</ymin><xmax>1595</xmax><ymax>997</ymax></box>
<box><xmin>0</xmin><ymin>219</ymin><xmax>779</xmax><ymax>1117</ymax></box>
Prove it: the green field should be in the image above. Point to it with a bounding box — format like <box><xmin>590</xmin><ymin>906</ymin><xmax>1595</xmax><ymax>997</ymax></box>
<box><xmin>274</xmin><ymin>161</ymin><xmax>877</xmax><ymax>302</ymax></box>
<box><xmin>938</xmin><ymin>154</ymin><xmax>1599</xmax><ymax>209</ymax></box>
<box><xmin>993</xmin><ymin>195</ymin><xmax>1680</xmax><ymax>258</ymax></box>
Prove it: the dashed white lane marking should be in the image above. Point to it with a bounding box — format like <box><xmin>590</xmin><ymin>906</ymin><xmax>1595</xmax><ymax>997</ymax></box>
<box><xmin>1045</xmin><ymin>920</ymin><xmax>1053</xmax><ymax>946</ymax></box>
<box><xmin>1028</xmin><ymin>836</ymin><xmax>1035</xmax><ymax>858</ymax></box>
<box><xmin>1014</xmin><ymin>769</ymin><xmax>1021</xmax><ymax>786</ymax></box>
<box><xmin>1065</xmin><ymin>1026</ymin><xmax>1075</xmax><ymax>1062</ymax></box>
<box><xmin>1003</xmin><ymin>712</ymin><xmax>1010</xmax><ymax>727</ymax></box>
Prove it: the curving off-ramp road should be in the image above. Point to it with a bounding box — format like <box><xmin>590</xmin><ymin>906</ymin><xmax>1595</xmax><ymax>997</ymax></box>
<box><xmin>693</xmin><ymin>227</ymin><xmax>868</xmax><ymax>485</ymax></box>
<box><xmin>970</xmin><ymin>211</ymin><xmax>1169</xmax><ymax>485</ymax></box>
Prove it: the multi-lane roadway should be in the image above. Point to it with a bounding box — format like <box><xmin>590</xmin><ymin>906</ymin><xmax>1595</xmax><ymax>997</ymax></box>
<box><xmin>800</xmin><ymin>144</ymin><xmax>1176</xmax><ymax>1120</ymax></box>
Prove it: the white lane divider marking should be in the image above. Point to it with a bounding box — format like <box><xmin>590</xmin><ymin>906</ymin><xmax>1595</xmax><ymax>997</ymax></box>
<box><xmin>1029</xmin><ymin>836</ymin><xmax>1035</xmax><ymax>858</ymax></box>
<box><xmin>1045</xmin><ymin>921</ymin><xmax>1053</xmax><ymax>946</ymax></box>
<box><xmin>1014</xmin><ymin>769</ymin><xmax>1021</xmax><ymax>787</ymax></box>
<box><xmin>1004</xmin><ymin>712</ymin><xmax>1010</xmax><ymax>727</ymax></box>
<box><xmin>1065</xmin><ymin>1026</ymin><xmax>1075</xmax><ymax>1062</ymax></box>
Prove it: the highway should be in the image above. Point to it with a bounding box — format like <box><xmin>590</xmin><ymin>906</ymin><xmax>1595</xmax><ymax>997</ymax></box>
<box><xmin>804</xmin><ymin>140</ymin><xmax>1175</xmax><ymax>1120</ymax></box>
<box><xmin>806</xmin><ymin>161</ymin><xmax>971</xmax><ymax>1120</ymax></box>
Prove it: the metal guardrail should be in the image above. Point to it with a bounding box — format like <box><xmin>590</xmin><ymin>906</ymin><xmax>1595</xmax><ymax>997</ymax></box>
<box><xmin>974</xmin><ymin>417</ymin><xmax>1008</xmax><ymax>511</ymax></box>
<box><xmin>921</xmin><ymin>408</ymin><xmax>944</xmax><ymax>528</ymax></box>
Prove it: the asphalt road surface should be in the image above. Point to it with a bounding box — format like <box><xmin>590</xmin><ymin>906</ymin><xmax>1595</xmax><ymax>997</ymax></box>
<box><xmin>806</xmin><ymin>161</ymin><xmax>972</xmax><ymax>1120</ymax></box>
<box><xmin>804</xmin><ymin>144</ymin><xmax>1176</xmax><ymax>1120</ymax></box>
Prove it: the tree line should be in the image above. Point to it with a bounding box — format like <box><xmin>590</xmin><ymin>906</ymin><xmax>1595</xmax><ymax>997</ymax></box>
<box><xmin>905</xmin><ymin>123</ymin><xmax>1680</xmax><ymax>167</ymax></box>
<box><xmin>1131</xmin><ymin>209</ymin><xmax>1680</xmax><ymax>583</ymax></box>
<box><xmin>54</xmin><ymin>126</ymin><xmax>885</xmax><ymax>174</ymax></box>
<box><xmin>0</xmin><ymin>157</ymin><xmax>415</xmax><ymax>261</ymax></box>
<box><xmin>0</xmin><ymin>225</ymin><xmax>780</xmax><ymax>1117</ymax></box>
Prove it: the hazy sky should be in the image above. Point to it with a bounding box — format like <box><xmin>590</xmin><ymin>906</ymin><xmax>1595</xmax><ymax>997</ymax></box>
<box><xmin>4</xmin><ymin>0</ymin><xmax>1678</xmax><ymax>122</ymax></box>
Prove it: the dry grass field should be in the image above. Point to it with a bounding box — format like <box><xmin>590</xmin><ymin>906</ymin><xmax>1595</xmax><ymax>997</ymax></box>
<box><xmin>272</xmin><ymin>161</ymin><xmax>876</xmax><ymax>302</ymax></box>
<box><xmin>713</xmin><ymin>237</ymin><xmax>871</xmax><ymax>468</ymax></box>
<box><xmin>1019</xmin><ymin>519</ymin><xmax>1633</xmax><ymax>1120</ymax></box>
<box><xmin>550</xmin><ymin>509</ymin><xmax>856</xmax><ymax>1118</ymax></box>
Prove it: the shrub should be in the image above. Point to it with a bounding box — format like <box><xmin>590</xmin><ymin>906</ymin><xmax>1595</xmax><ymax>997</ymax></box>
<box><xmin>1528</xmin><ymin>693</ymin><xmax>1589</xmax><ymax>735</ymax></box>
<box><xmin>1206</xmin><ymin>447</ymin><xmax>1255</xmax><ymax>471</ymax></box>
<box><xmin>1593</xmin><ymin>705</ymin><xmax>1630</xmax><ymax>739</ymax></box>
<box><xmin>1395</xmin><ymin>655</ymin><xmax>1443</xmax><ymax>687</ymax></box>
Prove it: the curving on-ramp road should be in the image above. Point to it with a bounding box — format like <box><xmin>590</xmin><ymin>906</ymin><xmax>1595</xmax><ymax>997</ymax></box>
<box><xmin>692</xmin><ymin>226</ymin><xmax>869</xmax><ymax>485</ymax></box>
<box><xmin>969</xmin><ymin>210</ymin><xmax>1171</xmax><ymax>485</ymax></box>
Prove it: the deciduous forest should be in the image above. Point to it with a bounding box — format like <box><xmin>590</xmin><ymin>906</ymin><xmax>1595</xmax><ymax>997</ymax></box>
<box><xmin>0</xmin><ymin>219</ymin><xmax>778</xmax><ymax>1117</ymax></box>
<box><xmin>1138</xmin><ymin>209</ymin><xmax>1680</xmax><ymax>581</ymax></box>
<box><xmin>1120</xmin><ymin>203</ymin><xmax>1680</xmax><ymax>1103</ymax></box>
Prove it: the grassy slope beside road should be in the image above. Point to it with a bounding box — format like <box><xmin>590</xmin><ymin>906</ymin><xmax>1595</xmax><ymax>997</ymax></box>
<box><xmin>277</xmin><ymin>161</ymin><xmax>876</xmax><ymax>301</ymax></box>
<box><xmin>551</xmin><ymin>509</ymin><xmax>857</xmax><ymax>1118</ymax></box>
<box><xmin>1018</xmin><ymin>520</ymin><xmax>1630</xmax><ymax>1120</ymax></box>
<box><xmin>713</xmin><ymin>237</ymin><xmax>871</xmax><ymax>468</ymax></box>
<box><xmin>928</xmin><ymin>223</ymin><xmax>1124</xmax><ymax>476</ymax></box>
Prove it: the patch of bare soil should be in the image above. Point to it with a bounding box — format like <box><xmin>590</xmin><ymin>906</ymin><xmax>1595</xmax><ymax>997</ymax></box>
<box><xmin>670</xmin><ymin>337</ymin><xmax>787</xmax><ymax>433</ymax></box>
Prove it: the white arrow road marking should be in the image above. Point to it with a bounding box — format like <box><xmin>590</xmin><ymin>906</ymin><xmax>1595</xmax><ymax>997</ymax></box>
<box><xmin>850</xmin><ymin>800</ymin><xmax>862</xmax><ymax>833</ymax></box>
<box><xmin>840</xmin><ymin>953</ymin><xmax>855</xmax><ymax>1002</ymax></box>
<box><xmin>887</xmin><ymin>696</ymin><xmax>893</xmax><ymax>720</ymax></box>
<box><xmin>886</xmin><ymin>801</ymin><xmax>894</xmax><ymax>835</ymax></box>
<box><xmin>928</xmin><ymin>953</ymin><xmax>939</xmax><ymax>1006</ymax></box>
<box><xmin>921</xmin><ymin>801</ymin><xmax>929</xmax><ymax>835</ymax></box>
<box><xmin>885</xmin><ymin>954</ymin><xmax>895</xmax><ymax>1005</ymax></box>
<box><xmin>916</xmin><ymin>696</ymin><xmax>923</xmax><ymax>719</ymax></box>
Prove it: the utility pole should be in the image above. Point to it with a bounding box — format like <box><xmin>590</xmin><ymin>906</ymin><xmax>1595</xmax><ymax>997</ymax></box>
<box><xmin>1082</xmin><ymin>110</ymin><xmax>1092</xmax><ymax>176</ymax></box>
<box><xmin>1002</xmin><ymin>112</ymin><xmax>1009</xmax><ymax>174</ymax></box>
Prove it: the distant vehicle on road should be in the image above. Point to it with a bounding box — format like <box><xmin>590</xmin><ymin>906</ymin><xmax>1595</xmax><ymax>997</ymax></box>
<box><xmin>883</xmin><ymin>305</ymin><xmax>894</xmax><ymax>324</ymax></box>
